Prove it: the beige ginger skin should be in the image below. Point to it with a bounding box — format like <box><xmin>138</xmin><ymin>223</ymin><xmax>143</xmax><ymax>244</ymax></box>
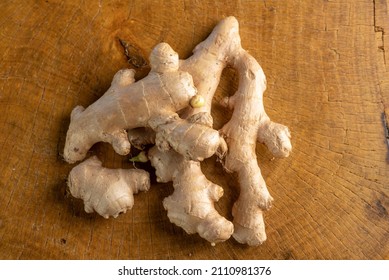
<box><xmin>148</xmin><ymin>146</ymin><xmax>233</xmax><ymax>244</ymax></box>
<box><xmin>184</xmin><ymin>17</ymin><xmax>291</xmax><ymax>245</ymax></box>
<box><xmin>67</xmin><ymin>156</ymin><xmax>150</xmax><ymax>219</ymax></box>
<box><xmin>145</xmin><ymin>17</ymin><xmax>292</xmax><ymax>245</ymax></box>
<box><xmin>64</xmin><ymin>17</ymin><xmax>292</xmax><ymax>246</ymax></box>
<box><xmin>63</xmin><ymin>43</ymin><xmax>222</xmax><ymax>164</ymax></box>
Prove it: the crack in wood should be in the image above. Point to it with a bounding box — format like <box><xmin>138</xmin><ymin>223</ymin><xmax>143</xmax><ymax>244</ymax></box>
<box><xmin>383</xmin><ymin>110</ymin><xmax>389</xmax><ymax>149</ymax></box>
<box><xmin>373</xmin><ymin>0</ymin><xmax>386</xmax><ymax>65</ymax></box>
<box><xmin>118</xmin><ymin>38</ymin><xmax>148</xmax><ymax>69</ymax></box>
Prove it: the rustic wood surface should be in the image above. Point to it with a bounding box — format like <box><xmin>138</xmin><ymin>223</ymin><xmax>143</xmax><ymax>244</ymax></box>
<box><xmin>0</xmin><ymin>0</ymin><xmax>388</xmax><ymax>260</ymax></box>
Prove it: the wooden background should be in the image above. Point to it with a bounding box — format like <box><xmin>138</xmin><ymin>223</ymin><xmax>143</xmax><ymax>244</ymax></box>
<box><xmin>1</xmin><ymin>0</ymin><xmax>388</xmax><ymax>259</ymax></box>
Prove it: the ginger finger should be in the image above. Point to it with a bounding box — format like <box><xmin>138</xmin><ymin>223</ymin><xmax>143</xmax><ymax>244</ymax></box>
<box><xmin>257</xmin><ymin>120</ymin><xmax>292</xmax><ymax>158</ymax></box>
<box><xmin>148</xmin><ymin>147</ymin><xmax>233</xmax><ymax>244</ymax></box>
<box><xmin>67</xmin><ymin>156</ymin><xmax>150</xmax><ymax>219</ymax></box>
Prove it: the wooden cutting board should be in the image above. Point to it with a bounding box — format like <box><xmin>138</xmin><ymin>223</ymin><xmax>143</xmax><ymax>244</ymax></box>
<box><xmin>0</xmin><ymin>0</ymin><xmax>388</xmax><ymax>259</ymax></box>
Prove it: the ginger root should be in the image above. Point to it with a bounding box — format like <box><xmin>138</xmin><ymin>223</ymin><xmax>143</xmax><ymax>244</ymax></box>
<box><xmin>151</xmin><ymin>16</ymin><xmax>291</xmax><ymax>245</ymax></box>
<box><xmin>148</xmin><ymin>146</ymin><xmax>233</xmax><ymax>244</ymax></box>
<box><xmin>63</xmin><ymin>17</ymin><xmax>291</xmax><ymax>246</ymax></box>
<box><xmin>67</xmin><ymin>156</ymin><xmax>150</xmax><ymax>219</ymax></box>
<box><xmin>63</xmin><ymin>42</ymin><xmax>223</xmax><ymax>164</ymax></box>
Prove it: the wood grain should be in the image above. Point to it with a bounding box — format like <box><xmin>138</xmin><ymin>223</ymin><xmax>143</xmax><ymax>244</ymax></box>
<box><xmin>0</xmin><ymin>0</ymin><xmax>388</xmax><ymax>259</ymax></box>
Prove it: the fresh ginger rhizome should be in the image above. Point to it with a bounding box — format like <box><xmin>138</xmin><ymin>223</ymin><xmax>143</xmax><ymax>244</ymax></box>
<box><xmin>64</xmin><ymin>17</ymin><xmax>291</xmax><ymax>246</ymax></box>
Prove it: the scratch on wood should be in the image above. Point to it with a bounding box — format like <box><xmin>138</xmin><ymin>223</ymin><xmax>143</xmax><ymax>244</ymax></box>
<box><xmin>118</xmin><ymin>38</ymin><xmax>148</xmax><ymax>68</ymax></box>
